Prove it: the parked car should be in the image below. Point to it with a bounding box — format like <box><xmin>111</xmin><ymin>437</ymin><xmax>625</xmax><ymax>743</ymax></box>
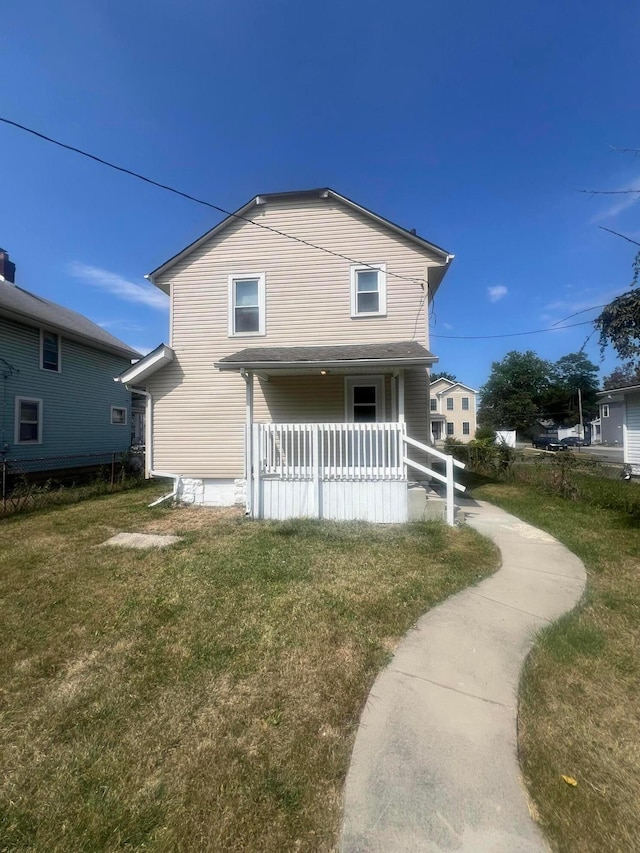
<box><xmin>560</xmin><ymin>436</ymin><xmax>589</xmax><ymax>448</ymax></box>
<box><xmin>532</xmin><ymin>435</ymin><xmax>567</xmax><ymax>451</ymax></box>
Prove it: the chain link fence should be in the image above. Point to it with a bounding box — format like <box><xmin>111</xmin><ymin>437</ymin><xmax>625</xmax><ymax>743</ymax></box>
<box><xmin>1</xmin><ymin>450</ymin><xmax>145</xmax><ymax>515</ymax></box>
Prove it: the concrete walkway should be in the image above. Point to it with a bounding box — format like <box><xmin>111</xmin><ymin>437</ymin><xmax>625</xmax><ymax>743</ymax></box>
<box><xmin>341</xmin><ymin>499</ymin><xmax>587</xmax><ymax>852</ymax></box>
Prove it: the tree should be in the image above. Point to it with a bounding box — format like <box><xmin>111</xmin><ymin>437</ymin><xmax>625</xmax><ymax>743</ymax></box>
<box><xmin>602</xmin><ymin>362</ymin><xmax>640</xmax><ymax>389</ymax></box>
<box><xmin>583</xmin><ymin>148</ymin><xmax>640</xmax><ymax>366</ymax></box>
<box><xmin>595</xmin><ymin>277</ymin><xmax>640</xmax><ymax>367</ymax></box>
<box><xmin>430</xmin><ymin>371</ymin><xmax>457</xmax><ymax>382</ymax></box>
<box><xmin>545</xmin><ymin>352</ymin><xmax>600</xmax><ymax>423</ymax></box>
<box><xmin>478</xmin><ymin>351</ymin><xmax>552</xmax><ymax>435</ymax></box>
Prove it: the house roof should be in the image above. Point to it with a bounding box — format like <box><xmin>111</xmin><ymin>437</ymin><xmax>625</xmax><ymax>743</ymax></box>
<box><xmin>116</xmin><ymin>344</ymin><xmax>174</xmax><ymax>385</ymax></box>
<box><xmin>0</xmin><ymin>280</ymin><xmax>140</xmax><ymax>360</ymax></box>
<box><xmin>216</xmin><ymin>341</ymin><xmax>437</xmax><ymax>372</ymax></box>
<box><xmin>430</xmin><ymin>378</ymin><xmax>477</xmax><ymax>394</ymax></box>
<box><xmin>147</xmin><ymin>188</ymin><xmax>454</xmax><ymax>291</ymax></box>
<box><xmin>597</xmin><ymin>384</ymin><xmax>640</xmax><ymax>401</ymax></box>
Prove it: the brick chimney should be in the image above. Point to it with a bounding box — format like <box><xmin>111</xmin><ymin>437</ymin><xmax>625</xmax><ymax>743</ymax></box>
<box><xmin>0</xmin><ymin>249</ymin><xmax>16</xmax><ymax>284</ymax></box>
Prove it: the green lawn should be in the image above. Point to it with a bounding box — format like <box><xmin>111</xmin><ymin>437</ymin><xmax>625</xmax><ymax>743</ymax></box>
<box><xmin>0</xmin><ymin>486</ymin><xmax>497</xmax><ymax>852</ymax></box>
<box><xmin>472</xmin><ymin>480</ymin><xmax>640</xmax><ymax>853</ymax></box>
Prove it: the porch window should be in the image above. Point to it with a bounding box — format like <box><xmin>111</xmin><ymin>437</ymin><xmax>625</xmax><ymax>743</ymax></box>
<box><xmin>41</xmin><ymin>331</ymin><xmax>60</xmax><ymax>372</ymax></box>
<box><xmin>15</xmin><ymin>397</ymin><xmax>42</xmax><ymax>444</ymax></box>
<box><xmin>446</xmin><ymin>422</ymin><xmax>454</xmax><ymax>436</ymax></box>
<box><xmin>228</xmin><ymin>273</ymin><xmax>265</xmax><ymax>336</ymax></box>
<box><xmin>350</xmin><ymin>264</ymin><xmax>386</xmax><ymax>317</ymax></box>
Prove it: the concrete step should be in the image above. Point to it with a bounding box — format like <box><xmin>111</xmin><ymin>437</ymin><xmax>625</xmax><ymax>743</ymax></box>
<box><xmin>407</xmin><ymin>482</ymin><xmax>465</xmax><ymax>523</ymax></box>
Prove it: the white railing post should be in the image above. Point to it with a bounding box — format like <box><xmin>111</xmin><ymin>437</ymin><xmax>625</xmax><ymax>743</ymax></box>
<box><xmin>445</xmin><ymin>452</ymin><xmax>455</xmax><ymax>526</ymax></box>
<box><xmin>313</xmin><ymin>424</ymin><xmax>321</xmax><ymax>518</ymax></box>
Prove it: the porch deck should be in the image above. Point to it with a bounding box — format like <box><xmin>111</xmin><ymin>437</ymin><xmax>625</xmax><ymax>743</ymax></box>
<box><xmin>250</xmin><ymin>422</ymin><xmax>464</xmax><ymax>524</ymax></box>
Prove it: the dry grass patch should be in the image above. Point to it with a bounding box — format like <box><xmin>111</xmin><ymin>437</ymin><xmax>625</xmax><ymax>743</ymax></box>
<box><xmin>0</xmin><ymin>487</ymin><xmax>497</xmax><ymax>852</ymax></box>
<box><xmin>474</xmin><ymin>482</ymin><xmax>640</xmax><ymax>853</ymax></box>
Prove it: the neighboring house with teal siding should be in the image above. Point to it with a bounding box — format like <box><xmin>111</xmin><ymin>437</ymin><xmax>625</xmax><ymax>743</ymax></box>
<box><xmin>0</xmin><ymin>250</ymin><xmax>140</xmax><ymax>470</ymax></box>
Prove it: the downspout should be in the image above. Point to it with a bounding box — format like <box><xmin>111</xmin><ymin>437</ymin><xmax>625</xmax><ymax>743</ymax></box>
<box><xmin>126</xmin><ymin>385</ymin><xmax>182</xmax><ymax>504</ymax></box>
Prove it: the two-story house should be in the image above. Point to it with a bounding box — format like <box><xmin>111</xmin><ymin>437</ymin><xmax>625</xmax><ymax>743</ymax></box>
<box><xmin>429</xmin><ymin>378</ymin><xmax>477</xmax><ymax>443</ymax></box>
<box><xmin>0</xmin><ymin>249</ymin><xmax>140</xmax><ymax>471</ymax></box>
<box><xmin>119</xmin><ymin>189</ymin><xmax>460</xmax><ymax>522</ymax></box>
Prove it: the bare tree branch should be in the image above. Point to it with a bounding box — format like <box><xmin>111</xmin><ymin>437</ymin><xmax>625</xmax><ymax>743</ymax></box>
<box><xmin>610</xmin><ymin>146</ymin><xmax>640</xmax><ymax>155</ymax></box>
<box><xmin>579</xmin><ymin>188</ymin><xmax>640</xmax><ymax>195</ymax></box>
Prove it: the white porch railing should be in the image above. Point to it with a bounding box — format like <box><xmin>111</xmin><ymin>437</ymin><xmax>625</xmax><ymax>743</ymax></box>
<box><xmin>252</xmin><ymin>422</ymin><xmax>465</xmax><ymax>525</ymax></box>
<box><xmin>258</xmin><ymin>422</ymin><xmax>405</xmax><ymax>481</ymax></box>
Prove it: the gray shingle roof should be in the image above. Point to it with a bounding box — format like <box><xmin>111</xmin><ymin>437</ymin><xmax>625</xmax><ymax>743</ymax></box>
<box><xmin>0</xmin><ymin>281</ymin><xmax>140</xmax><ymax>359</ymax></box>
<box><xmin>217</xmin><ymin>340</ymin><xmax>436</xmax><ymax>368</ymax></box>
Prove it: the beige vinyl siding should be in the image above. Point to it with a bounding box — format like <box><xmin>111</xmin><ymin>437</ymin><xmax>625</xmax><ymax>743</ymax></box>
<box><xmin>149</xmin><ymin>195</ymin><xmax>444</xmax><ymax>477</ymax></box>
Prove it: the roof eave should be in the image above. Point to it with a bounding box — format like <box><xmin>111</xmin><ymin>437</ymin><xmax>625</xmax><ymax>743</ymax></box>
<box><xmin>216</xmin><ymin>355</ymin><xmax>438</xmax><ymax>372</ymax></box>
<box><xmin>116</xmin><ymin>344</ymin><xmax>174</xmax><ymax>385</ymax></box>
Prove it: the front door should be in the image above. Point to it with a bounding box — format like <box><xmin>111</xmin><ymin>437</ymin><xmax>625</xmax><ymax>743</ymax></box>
<box><xmin>345</xmin><ymin>376</ymin><xmax>385</xmax><ymax>422</ymax></box>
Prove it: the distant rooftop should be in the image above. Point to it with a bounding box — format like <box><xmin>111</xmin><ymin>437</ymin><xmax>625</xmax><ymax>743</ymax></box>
<box><xmin>0</xmin><ymin>280</ymin><xmax>140</xmax><ymax>360</ymax></box>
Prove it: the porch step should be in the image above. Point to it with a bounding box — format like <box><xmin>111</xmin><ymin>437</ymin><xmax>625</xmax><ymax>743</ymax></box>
<box><xmin>407</xmin><ymin>483</ymin><xmax>465</xmax><ymax>524</ymax></box>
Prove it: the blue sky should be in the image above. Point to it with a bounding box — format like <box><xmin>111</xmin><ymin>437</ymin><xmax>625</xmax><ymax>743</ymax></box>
<box><xmin>2</xmin><ymin>0</ymin><xmax>639</xmax><ymax>390</ymax></box>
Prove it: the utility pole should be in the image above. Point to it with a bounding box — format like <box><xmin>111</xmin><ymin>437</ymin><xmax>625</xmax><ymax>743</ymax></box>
<box><xmin>578</xmin><ymin>387</ymin><xmax>584</xmax><ymax>436</ymax></box>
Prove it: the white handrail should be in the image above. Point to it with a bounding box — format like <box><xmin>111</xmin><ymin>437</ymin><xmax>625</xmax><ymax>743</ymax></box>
<box><xmin>403</xmin><ymin>433</ymin><xmax>465</xmax><ymax>469</ymax></box>
<box><xmin>401</xmin><ymin>431</ymin><xmax>464</xmax><ymax>525</ymax></box>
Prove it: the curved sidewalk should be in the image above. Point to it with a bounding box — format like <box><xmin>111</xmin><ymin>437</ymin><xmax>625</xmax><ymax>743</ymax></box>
<box><xmin>341</xmin><ymin>499</ymin><xmax>586</xmax><ymax>852</ymax></box>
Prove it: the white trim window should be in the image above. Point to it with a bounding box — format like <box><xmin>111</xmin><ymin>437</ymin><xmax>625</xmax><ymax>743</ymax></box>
<box><xmin>228</xmin><ymin>273</ymin><xmax>266</xmax><ymax>336</ymax></box>
<box><xmin>345</xmin><ymin>376</ymin><xmax>385</xmax><ymax>422</ymax></box>
<box><xmin>111</xmin><ymin>406</ymin><xmax>128</xmax><ymax>425</ymax></box>
<box><xmin>463</xmin><ymin>421</ymin><xmax>470</xmax><ymax>435</ymax></box>
<box><xmin>446</xmin><ymin>422</ymin><xmax>455</xmax><ymax>437</ymax></box>
<box><xmin>462</xmin><ymin>397</ymin><xmax>470</xmax><ymax>411</ymax></box>
<box><xmin>40</xmin><ymin>330</ymin><xmax>61</xmax><ymax>372</ymax></box>
<box><xmin>15</xmin><ymin>397</ymin><xmax>42</xmax><ymax>444</ymax></box>
<box><xmin>350</xmin><ymin>264</ymin><xmax>386</xmax><ymax>317</ymax></box>
<box><xmin>602</xmin><ymin>404</ymin><xmax>610</xmax><ymax>418</ymax></box>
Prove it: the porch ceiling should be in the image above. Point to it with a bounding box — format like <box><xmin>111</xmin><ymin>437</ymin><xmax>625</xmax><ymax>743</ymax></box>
<box><xmin>215</xmin><ymin>341</ymin><xmax>437</xmax><ymax>375</ymax></box>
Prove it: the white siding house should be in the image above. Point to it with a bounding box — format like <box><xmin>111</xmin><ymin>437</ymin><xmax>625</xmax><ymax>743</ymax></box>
<box><xmin>119</xmin><ymin>188</ymin><xmax>465</xmax><ymax>522</ymax></box>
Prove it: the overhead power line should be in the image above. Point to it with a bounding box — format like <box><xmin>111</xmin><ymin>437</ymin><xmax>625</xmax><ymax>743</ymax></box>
<box><xmin>431</xmin><ymin>319</ymin><xmax>594</xmax><ymax>340</ymax></box>
<box><xmin>0</xmin><ymin>116</ymin><xmax>428</xmax><ymax>287</ymax></box>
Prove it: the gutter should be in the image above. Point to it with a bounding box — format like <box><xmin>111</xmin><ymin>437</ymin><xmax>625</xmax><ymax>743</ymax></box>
<box><xmin>216</xmin><ymin>357</ymin><xmax>438</xmax><ymax>371</ymax></box>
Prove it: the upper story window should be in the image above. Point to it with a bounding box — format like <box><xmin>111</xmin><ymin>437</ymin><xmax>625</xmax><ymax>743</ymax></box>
<box><xmin>228</xmin><ymin>273</ymin><xmax>266</xmax><ymax>336</ymax></box>
<box><xmin>15</xmin><ymin>397</ymin><xmax>42</xmax><ymax>444</ymax></box>
<box><xmin>446</xmin><ymin>397</ymin><xmax>454</xmax><ymax>410</ymax></box>
<box><xmin>430</xmin><ymin>398</ymin><xmax>437</xmax><ymax>411</ymax></box>
<box><xmin>602</xmin><ymin>404</ymin><xmax>610</xmax><ymax>418</ymax></box>
<box><xmin>462</xmin><ymin>397</ymin><xmax>469</xmax><ymax>410</ymax></box>
<box><xmin>111</xmin><ymin>406</ymin><xmax>127</xmax><ymax>425</ymax></box>
<box><xmin>41</xmin><ymin>331</ymin><xmax>60</xmax><ymax>372</ymax></box>
<box><xmin>350</xmin><ymin>264</ymin><xmax>386</xmax><ymax>317</ymax></box>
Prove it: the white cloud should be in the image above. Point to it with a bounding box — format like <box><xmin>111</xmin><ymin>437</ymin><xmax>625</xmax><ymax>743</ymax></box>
<box><xmin>541</xmin><ymin>286</ymin><xmax>628</xmax><ymax>328</ymax></box>
<box><xmin>588</xmin><ymin>176</ymin><xmax>640</xmax><ymax>223</ymax></box>
<box><xmin>130</xmin><ymin>344</ymin><xmax>154</xmax><ymax>357</ymax></box>
<box><xmin>69</xmin><ymin>262</ymin><xmax>169</xmax><ymax>311</ymax></box>
<box><xmin>97</xmin><ymin>320</ymin><xmax>146</xmax><ymax>332</ymax></box>
<box><xmin>487</xmin><ymin>285</ymin><xmax>508</xmax><ymax>303</ymax></box>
